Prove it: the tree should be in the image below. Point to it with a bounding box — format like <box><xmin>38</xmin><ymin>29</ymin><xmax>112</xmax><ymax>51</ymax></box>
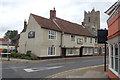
<box><xmin>4</xmin><ymin>30</ymin><xmax>18</xmax><ymax>39</ymax></box>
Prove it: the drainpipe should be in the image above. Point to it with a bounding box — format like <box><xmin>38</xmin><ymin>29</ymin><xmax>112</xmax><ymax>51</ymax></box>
<box><xmin>61</xmin><ymin>31</ymin><xmax>63</xmax><ymax>57</ymax></box>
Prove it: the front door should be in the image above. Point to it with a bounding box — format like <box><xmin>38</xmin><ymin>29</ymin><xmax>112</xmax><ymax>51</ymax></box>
<box><xmin>62</xmin><ymin>48</ymin><xmax>66</xmax><ymax>58</ymax></box>
<box><xmin>79</xmin><ymin>47</ymin><xmax>83</xmax><ymax>57</ymax></box>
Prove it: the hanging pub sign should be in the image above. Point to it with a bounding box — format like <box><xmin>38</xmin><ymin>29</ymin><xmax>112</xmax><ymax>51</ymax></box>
<box><xmin>77</xmin><ymin>38</ymin><xmax>83</xmax><ymax>44</ymax></box>
<box><xmin>28</xmin><ymin>31</ymin><xmax>35</xmax><ymax>38</ymax></box>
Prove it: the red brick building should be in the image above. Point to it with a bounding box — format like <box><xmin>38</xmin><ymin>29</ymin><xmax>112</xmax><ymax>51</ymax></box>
<box><xmin>105</xmin><ymin>0</ymin><xmax>120</xmax><ymax>80</ymax></box>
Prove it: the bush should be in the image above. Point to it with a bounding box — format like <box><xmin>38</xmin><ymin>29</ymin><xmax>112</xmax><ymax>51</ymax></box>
<box><xmin>2</xmin><ymin>49</ymin><xmax>7</xmax><ymax>53</ymax></box>
<box><xmin>12</xmin><ymin>53</ymin><xmax>22</xmax><ymax>58</ymax></box>
<box><xmin>11</xmin><ymin>51</ymin><xmax>16</xmax><ymax>57</ymax></box>
<box><xmin>21</xmin><ymin>55</ymin><xmax>26</xmax><ymax>59</ymax></box>
<box><xmin>26</xmin><ymin>51</ymin><xmax>31</xmax><ymax>57</ymax></box>
<box><xmin>31</xmin><ymin>57</ymin><xmax>39</xmax><ymax>60</ymax></box>
<box><xmin>24</xmin><ymin>56</ymin><xmax>31</xmax><ymax>60</ymax></box>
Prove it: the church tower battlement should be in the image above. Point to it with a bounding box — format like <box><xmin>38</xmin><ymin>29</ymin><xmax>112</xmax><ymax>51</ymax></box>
<box><xmin>84</xmin><ymin>8</ymin><xmax>100</xmax><ymax>36</ymax></box>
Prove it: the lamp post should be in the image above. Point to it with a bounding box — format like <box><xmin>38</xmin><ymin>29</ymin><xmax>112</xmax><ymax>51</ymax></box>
<box><xmin>104</xmin><ymin>28</ymin><xmax>107</xmax><ymax>72</ymax></box>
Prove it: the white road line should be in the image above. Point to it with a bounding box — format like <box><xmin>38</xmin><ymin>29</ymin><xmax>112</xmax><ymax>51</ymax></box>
<box><xmin>2</xmin><ymin>66</ymin><xmax>27</xmax><ymax>70</ymax></box>
<box><xmin>24</xmin><ymin>66</ymin><xmax>63</xmax><ymax>73</ymax></box>
<box><xmin>46</xmin><ymin>62</ymin><xmax>75</xmax><ymax>66</ymax></box>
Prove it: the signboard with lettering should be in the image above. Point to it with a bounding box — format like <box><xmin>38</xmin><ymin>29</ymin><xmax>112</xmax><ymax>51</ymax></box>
<box><xmin>77</xmin><ymin>38</ymin><xmax>83</xmax><ymax>44</ymax></box>
<box><xmin>28</xmin><ymin>31</ymin><xmax>35</xmax><ymax>38</ymax></box>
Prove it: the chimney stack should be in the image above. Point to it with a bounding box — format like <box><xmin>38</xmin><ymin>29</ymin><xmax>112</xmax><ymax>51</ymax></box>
<box><xmin>50</xmin><ymin>7</ymin><xmax>56</xmax><ymax>19</ymax></box>
<box><xmin>82</xmin><ymin>22</ymin><xmax>85</xmax><ymax>26</ymax></box>
<box><xmin>24</xmin><ymin>19</ymin><xmax>27</xmax><ymax>28</ymax></box>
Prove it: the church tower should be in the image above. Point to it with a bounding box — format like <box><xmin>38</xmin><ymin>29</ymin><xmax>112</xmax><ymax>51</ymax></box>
<box><xmin>83</xmin><ymin>8</ymin><xmax>100</xmax><ymax>36</ymax></box>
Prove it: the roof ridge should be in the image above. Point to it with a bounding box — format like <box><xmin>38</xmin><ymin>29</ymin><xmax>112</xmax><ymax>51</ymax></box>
<box><xmin>31</xmin><ymin>13</ymin><xmax>50</xmax><ymax>21</ymax></box>
<box><xmin>56</xmin><ymin>17</ymin><xmax>82</xmax><ymax>27</ymax></box>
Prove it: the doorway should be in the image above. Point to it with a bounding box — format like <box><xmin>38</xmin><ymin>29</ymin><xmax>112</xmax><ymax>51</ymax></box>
<box><xmin>62</xmin><ymin>48</ymin><xmax>66</xmax><ymax>58</ymax></box>
<box><xmin>79</xmin><ymin>47</ymin><xmax>83</xmax><ymax>57</ymax></box>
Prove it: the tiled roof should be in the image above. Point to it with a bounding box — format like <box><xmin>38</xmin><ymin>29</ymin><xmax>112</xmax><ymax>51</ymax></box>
<box><xmin>31</xmin><ymin>14</ymin><xmax>61</xmax><ymax>31</ymax></box>
<box><xmin>31</xmin><ymin>13</ymin><xmax>94</xmax><ymax>37</ymax></box>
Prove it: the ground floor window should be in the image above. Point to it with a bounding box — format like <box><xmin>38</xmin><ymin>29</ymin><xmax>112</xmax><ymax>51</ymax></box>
<box><xmin>94</xmin><ymin>48</ymin><xmax>97</xmax><ymax>53</ymax></box>
<box><xmin>102</xmin><ymin>48</ymin><xmax>105</xmax><ymax>53</ymax></box>
<box><xmin>48</xmin><ymin>46</ymin><xmax>56</xmax><ymax>55</ymax></box>
<box><xmin>88</xmin><ymin>48</ymin><xmax>91</xmax><ymax>54</ymax></box>
<box><xmin>68</xmin><ymin>49</ymin><xmax>75</xmax><ymax>55</ymax></box>
<box><xmin>115</xmin><ymin>44</ymin><xmax>118</xmax><ymax>72</ymax></box>
<box><xmin>84</xmin><ymin>48</ymin><xmax>87</xmax><ymax>55</ymax></box>
<box><xmin>109</xmin><ymin>44</ymin><xmax>119</xmax><ymax>74</ymax></box>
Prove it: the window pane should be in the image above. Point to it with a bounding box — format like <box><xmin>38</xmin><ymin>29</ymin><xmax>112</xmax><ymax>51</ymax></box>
<box><xmin>111</xmin><ymin>57</ymin><xmax>114</xmax><ymax>68</ymax></box>
<box><xmin>111</xmin><ymin>46</ymin><xmax>113</xmax><ymax>56</ymax></box>
<box><xmin>94</xmin><ymin>48</ymin><xmax>97</xmax><ymax>53</ymax></box>
<box><xmin>115</xmin><ymin>58</ymin><xmax>118</xmax><ymax>72</ymax></box>
<box><xmin>119</xmin><ymin>59</ymin><xmax>120</xmax><ymax>73</ymax></box>
<box><xmin>71</xmin><ymin>35</ymin><xmax>75</xmax><ymax>41</ymax></box>
<box><xmin>115</xmin><ymin>48</ymin><xmax>118</xmax><ymax>57</ymax></box>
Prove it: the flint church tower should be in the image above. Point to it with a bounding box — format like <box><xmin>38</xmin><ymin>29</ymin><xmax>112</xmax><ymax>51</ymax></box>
<box><xmin>83</xmin><ymin>8</ymin><xmax>100</xmax><ymax>36</ymax></box>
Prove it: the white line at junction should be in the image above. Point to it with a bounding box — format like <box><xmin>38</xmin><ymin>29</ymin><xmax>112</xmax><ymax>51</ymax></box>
<box><xmin>24</xmin><ymin>66</ymin><xmax>63</xmax><ymax>73</ymax></box>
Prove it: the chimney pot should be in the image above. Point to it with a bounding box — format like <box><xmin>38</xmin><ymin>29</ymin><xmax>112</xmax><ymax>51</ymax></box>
<box><xmin>50</xmin><ymin>8</ymin><xmax>56</xmax><ymax>19</ymax></box>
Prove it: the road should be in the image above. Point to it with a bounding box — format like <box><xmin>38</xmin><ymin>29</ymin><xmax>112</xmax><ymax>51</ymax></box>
<box><xmin>2</xmin><ymin>57</ymin><xmax>107</xmax><ymax>78</ymax></box>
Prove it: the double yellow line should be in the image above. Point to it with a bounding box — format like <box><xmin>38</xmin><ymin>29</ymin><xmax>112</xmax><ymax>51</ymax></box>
<box><xmin>45</xmin><ymin>64</ymin><xmax>104</xmax><ymax>78</ymax></box>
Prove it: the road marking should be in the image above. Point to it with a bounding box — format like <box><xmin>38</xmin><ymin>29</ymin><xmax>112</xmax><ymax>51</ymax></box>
<box><xmin>45</xmin><ymin>64</ymin><xmax>104</xmax><ymax>78</ymax></box>
<box><xmin>2</xmin><ymin>66</ymin><xmax>27</xmax><ymax>70</ymax></box>
<box><xmin>24</xmin><ymin>66</ymin><xmax>63</xmax><ymax>73</ymax></box>
<box><xmin>46</xmin><ymin>62</ymin><xmax>75</xmax><ymax>66</ymax></box>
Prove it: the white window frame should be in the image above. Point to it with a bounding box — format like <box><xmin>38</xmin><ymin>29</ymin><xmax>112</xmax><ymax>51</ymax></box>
<box><xmin>88</xmin><ymin>48</ymin><xmax>91</xmax><ymax>55</ymax></box>
<box><xmin>84</xmin><ymin>48</ymin><xmax>87</xmax><ymax>55</ymax></box>
<box><xmin>94</xmin><ymin>48</ymin><xmax>98</xmax><ymax>53</ymax></box>
<box><xmin>71</xmin><ymin>35</ymin><xmax>75</xmax><ymax>42</ymax></box>
<box><xmin>84</xmin><ymin>37</ymin><xmax>87</xmax><ymax>43</ymax></box>
<box><xmin>109</xmin><ymin>43</ymin><xmax>119</xmax><ymax>77</ymax></box>
<box><xmin>48</xmin><ymin>46</ymin><xmax>56</xmax><ymax>56</ymax></box>
<box><xmin>48</xmin><ymin>30</ymin><xmax>57</xmax><ymax>40</ymax></box>
<box><xmin>102</xmin><ymin>48</ymin><xmax>105</xmax><ymax>53</ymax></box>
<box><xmin>68</xmin><ymin>49</ymin><xmax>75</xmax><ymax>55</ymax></box>
<box><xmin>90</xmin><ymin>38</ymin><xmax>92</xmax><ymax>43</ymax></box>
<box><xmin>95</xmin><ymin>38</ymin><xmax>97</xmax><ymax>43</ymax></box>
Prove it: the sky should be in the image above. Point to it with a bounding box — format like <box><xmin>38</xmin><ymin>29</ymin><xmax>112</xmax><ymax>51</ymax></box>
<box><xmin>0</xmin><ymin>0</ymin><xmax>117</xmax><ymax>38</ymax></box>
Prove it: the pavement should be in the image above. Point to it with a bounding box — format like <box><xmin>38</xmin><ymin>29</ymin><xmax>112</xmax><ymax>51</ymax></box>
<box><xmin>1</xmin><ymin>56</ymin><xmax>104</xmax><ymax>63</ymax></box>
<box><xmin>46</xmin><ymin>64</ymin><xmax>109</xmax><ymax>79</ymax></box>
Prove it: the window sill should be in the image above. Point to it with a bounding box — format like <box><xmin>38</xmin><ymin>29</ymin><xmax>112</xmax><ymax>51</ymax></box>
<box><xmin>48</xmin><ymin>55</ymin><xmax>56</xmax><ymax>56</ymax></box>
<box><xmin>109</xmin><ymin>67</ymin><xmax>120</xmax><ymax>78</ymax></box>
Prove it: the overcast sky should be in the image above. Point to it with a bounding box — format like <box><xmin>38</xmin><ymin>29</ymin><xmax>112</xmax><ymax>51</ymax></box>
<box><xmin>0</xmin><ymin>0</ymin><xmax>117</xmax><ymax>38</ymax></box>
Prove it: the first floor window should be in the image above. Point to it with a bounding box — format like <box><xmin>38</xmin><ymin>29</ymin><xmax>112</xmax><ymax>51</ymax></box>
<box><xmin>95</xmin><ymin>38</ymin><xmax>97</xmax><ymax>43</ymax></box>
<box><xmin>48</xmin><ymin>30</ymin><xmax>56</xmax><ymax>40</ymax></box>
<box><xmin>71</xmin><ymin>35</ymin><xmax>75</xmax><ymax>42</ymax></box>
<box><xmin>48</xmin><ymin>46</ymin><xmax>56</xmax><ymax>55</ymax></box>
<box><xmin>90</xmin><ymin>38</ymin><xmax>92</xmax><ymax>43</ymax></box>
<box><xmin>84</xmin><ymin>37</ymin><xmax>87</xmax><ymax>43</ymax></box>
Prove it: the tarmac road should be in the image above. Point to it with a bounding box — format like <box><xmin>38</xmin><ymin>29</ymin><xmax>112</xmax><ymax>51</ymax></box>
<box><xmin>2</xmin><ymin>56</ymin><xmax>107</xmax><ymax>79</ymax></box>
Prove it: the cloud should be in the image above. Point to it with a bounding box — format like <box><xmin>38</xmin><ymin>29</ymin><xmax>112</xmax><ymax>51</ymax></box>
<box><xmin>0</xmin><ymin>0</ymin><xmax>117</xmax><ymax>37</ymax></box>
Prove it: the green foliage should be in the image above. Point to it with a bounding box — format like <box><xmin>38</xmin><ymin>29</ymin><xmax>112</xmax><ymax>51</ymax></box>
<box><xmin>26</xmin><ymin>51</ymin><xmax>31</xmax><ymax>57</ymax></box>
<box><xmin>4</xmin><ymin>30</ymin><xmax>18</xmax><ymax>39</ymax></box>
<box><xmin>31</xmin><ymin>57</ymin><xmax>39</xmax><ymax>60</ymax></box>
<box><xmin>2</xmin><ymin>49</ymin><xmax>7</xmax><ymax>53</ymax></box>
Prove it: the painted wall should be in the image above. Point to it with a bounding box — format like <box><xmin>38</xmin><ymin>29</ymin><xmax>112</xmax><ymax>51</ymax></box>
<box><xmin>18</xmin><ymin>14</ymin><xmax>95</xmax><ymax>57</ymax></box>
